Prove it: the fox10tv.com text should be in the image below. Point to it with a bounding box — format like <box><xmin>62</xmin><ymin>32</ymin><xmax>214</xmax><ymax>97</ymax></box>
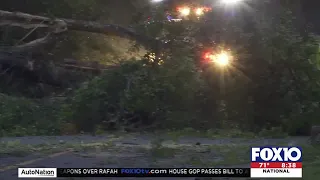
<box><xmin>17</xmin><ymin>146</ymin><xmax>302</xmax><ymax>178</ymax></box>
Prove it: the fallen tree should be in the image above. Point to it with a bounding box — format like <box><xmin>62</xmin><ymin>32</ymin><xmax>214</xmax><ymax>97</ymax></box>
<box><xmin>0</xmin><ymin>10</ymin><xmax>163</xmax><ymax>87</ymax></box>
<box><xmin>0</xmin><ymin>10</ymin><xmax>163</xmax><ymax>53</ymax></box>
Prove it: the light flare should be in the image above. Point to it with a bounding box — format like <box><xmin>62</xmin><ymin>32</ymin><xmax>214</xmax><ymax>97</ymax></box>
<box><xmin>221</xmin><ymin>0</ymin><xmax>243</xmax><ymax>4</ymax></box>
<box><xmin>195</xmin><ymin>8</ymin><xmax>204</xmax><ymax>16</ymax></box>
<box><xmin>151</xmin><ymin>0</ymin><xmax>163</xmax><ymax>3</ymax></box>
<box><xmin>204</xmin><ymin>51</ymin><xmax>232</xmax><ymax>67</ymax></box>
<box><xmin>178</xmin><ymin>6</ymin><xmax>191</xmax><ymax>16</ymax></box>
<box><xmin>215</xmin><ymin>52</ymin><xmax>230</xmax><ymax>66</ymax></box>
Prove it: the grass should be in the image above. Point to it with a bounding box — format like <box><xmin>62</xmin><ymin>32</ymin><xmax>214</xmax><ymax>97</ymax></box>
<box><xmin>0</xmin><ymin>140</ymin><xmax>71</xmax><ymax>157</ymax></box>
<box><xmin>302</xmin><ymin>164</ymin><xmax>320</xmax><ymax>180</ymax></box>
<box><xmin>163</xmin><ymin>128</ymin><xmax>289</xmax><ymax>139</ymax></box>
<box><xmin>183</xmin><ymin>144</ymin><xmax>250</xmax><ymax>167</ymax></box>
<box><xmin>0</xmin><ymin>138</ymin><xmax>118</xmax><ymax>158</ymax></box>
<box><xmin>298</xmin><ymin>145</ymin><xmax>320</xmax><ymax>180</ymax></box>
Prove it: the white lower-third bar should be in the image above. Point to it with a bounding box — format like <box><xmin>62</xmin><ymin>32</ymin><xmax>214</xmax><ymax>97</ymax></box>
<box><xmin>251</xmin><ymin>168</ymin><xmax>302</xmax><ymax>178</ymax></box>
<box><xmin>18</xmin><ymin>168</ymin><xmax>57</xmax><ymax>178</ymax></box>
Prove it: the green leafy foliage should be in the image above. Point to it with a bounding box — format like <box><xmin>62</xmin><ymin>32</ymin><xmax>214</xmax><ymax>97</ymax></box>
<box><xmin>0</xmin><ymin>94</ymin><xmax>63</xmax><ymax>136</ymax></box>
<box><xmin>62</xmin><ymin>52</ymin><xmax>207</xmax><ymax>132</ymax></box>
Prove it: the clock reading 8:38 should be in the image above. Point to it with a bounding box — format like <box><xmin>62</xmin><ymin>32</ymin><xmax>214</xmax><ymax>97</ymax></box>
<box><xmin>282</xmin><ymin>163</ymin><xmax>296</xmax><ymax>168</ymax></box>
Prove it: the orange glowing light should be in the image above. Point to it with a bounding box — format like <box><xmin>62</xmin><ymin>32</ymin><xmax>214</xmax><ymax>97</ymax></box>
<box><xmin>195</xmin><ymin>7</ymin><xmax>204</xmax><ymax>16</ymax></box>
<box><xmin>203</xmin><ymin>50</ymin><xmax>232</xmax><ymax>67</ymax></box>
<box><xmin>177</xmin><ymin>6</ymin><xmax>191</xmax><ymax>16</ymax></box>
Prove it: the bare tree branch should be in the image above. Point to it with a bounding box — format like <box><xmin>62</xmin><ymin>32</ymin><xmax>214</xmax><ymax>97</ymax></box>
<box><xmin>2</xmin><ymin>34</ymin><xmax>54</xmax><ymax>53</ymax></box>
<box><xmin>0</xmin><ymin>10</ymin><xmax>163</xmax><ymax>51</ymax></box>
<box><xmin>0</xmin><ymin>10</ymin><xmax>163</xmax><ymax>86</ymax></box>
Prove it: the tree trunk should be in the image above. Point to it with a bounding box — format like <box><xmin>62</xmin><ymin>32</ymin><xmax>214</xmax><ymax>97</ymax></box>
<box><xmin>0</xmin><ymin>10</ymin><xmax>163</xmax><ymax>53</ymax></box>
<box><xmin>0</xmin><ymin>10</ymin><xmax>162</xmax><ymax>86</ymax></box>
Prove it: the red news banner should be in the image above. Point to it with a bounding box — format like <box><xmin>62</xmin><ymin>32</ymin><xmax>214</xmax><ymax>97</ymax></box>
<box><xmin>251</xmin><ymin>162</ymin><xmax>302</xmax><ymax>168</ymax></box>
<box><xmin>57</xmin><ymin>168</ymin><xmax>250</xmax><ymax>177</ymax></box>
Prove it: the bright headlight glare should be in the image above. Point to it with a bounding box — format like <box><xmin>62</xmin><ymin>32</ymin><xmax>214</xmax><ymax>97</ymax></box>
<box><xmin>151</xmin><ymin>0</ymin><xmax>163</xmax><ymax>3</ymax></box>
<box><xmin>195</xmin><ymin>8</ymin><xmax>204</xmax><ymax>16</ymax></box>
<box><xmin>178</xmin><ymin>7</ymin><xmax>191</xmax><ymax>16</ymax></box>
<box><xmin>221</xmin><ymin>0</ymin><xmax>243</xmax><ymax>4</ymax></box>
<box><xmin>204</xmin><ymin>51</ymin><xmax>232</xmax><ymax>67</ymax></box>
<box><xmin>215</xmin><ymin>52</ymin><xmax>230</xmax><ymax>66</ymax></box>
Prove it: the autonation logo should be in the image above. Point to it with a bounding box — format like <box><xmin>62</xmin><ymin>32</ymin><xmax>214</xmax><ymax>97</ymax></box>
<box><xmin>18</xmin><ymin>168</ymin><xmax>57</xmax><ymax>178</ymax></box>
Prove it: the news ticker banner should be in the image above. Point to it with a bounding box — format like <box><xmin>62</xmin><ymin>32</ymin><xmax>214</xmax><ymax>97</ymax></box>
<box><xmin>18</xmin><ymin>168</ymin><xmax>250</xmax><ymax>178</ymax></box>
<box><xmin>17</xmin><ymin>146</ymin><xmax>303</xmax><ymax>179</ymax></box>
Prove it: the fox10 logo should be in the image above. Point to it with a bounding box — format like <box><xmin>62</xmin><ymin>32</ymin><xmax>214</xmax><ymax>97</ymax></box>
<box><xmin>250</xmin><ymin>146</ymin><xmax>302</xmax><ymax>178</ymax></box>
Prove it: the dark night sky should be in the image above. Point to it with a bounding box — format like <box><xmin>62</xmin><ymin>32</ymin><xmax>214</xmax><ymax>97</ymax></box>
<box><xmin>290</xmin><ymin>1</ymin><xmax>320</xmax><ymax>32</ymax></box>
<box><xmin>1</xmin><ymin>0</ymin><xmax>319</xmax><ymax>32</ymax></box>
<box><xmin>301</xmin><ymin>1</ymin><xmax>319</xmax><ymax>20</ymax></box>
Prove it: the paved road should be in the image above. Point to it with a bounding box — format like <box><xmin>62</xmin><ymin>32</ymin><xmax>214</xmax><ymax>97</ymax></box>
<box><xmin>0</xmin><ymin>134</ymin><xmax>309</xmax><ymax>180</ymax></box>
<box><xmin>0</xmin><ymin>134</ymin><xmax>308</xmax><ymax>146</ymax></box>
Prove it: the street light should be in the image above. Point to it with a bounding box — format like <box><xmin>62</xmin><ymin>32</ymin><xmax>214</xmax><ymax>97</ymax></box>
<box><xmin>178</xmin><ymin>6</ymin><xmax>191</xmax><ymax>16</ymax></box>
<box><xmin>221</xmin><ymin>0</ymin><xmax>243</xmax><ymax>4</ymax></box>
<box><xmin>204</xmin><ymin>50</ymin><xmax>232</xmax><ymax>68</ymax></box>
<box><xmin>195</xmin><ymin>7</ymin><xmax>204</xmax><ymax>16</ymax></box>
<box><xmin>215</xmin><ymin>52</ymin><xmax>231</xmax><ymax>66</ymax></box>
<box><xmin>151</xmin><ymin>0</ymin><xmax>163</xmax><ymax>3</ymax></box>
